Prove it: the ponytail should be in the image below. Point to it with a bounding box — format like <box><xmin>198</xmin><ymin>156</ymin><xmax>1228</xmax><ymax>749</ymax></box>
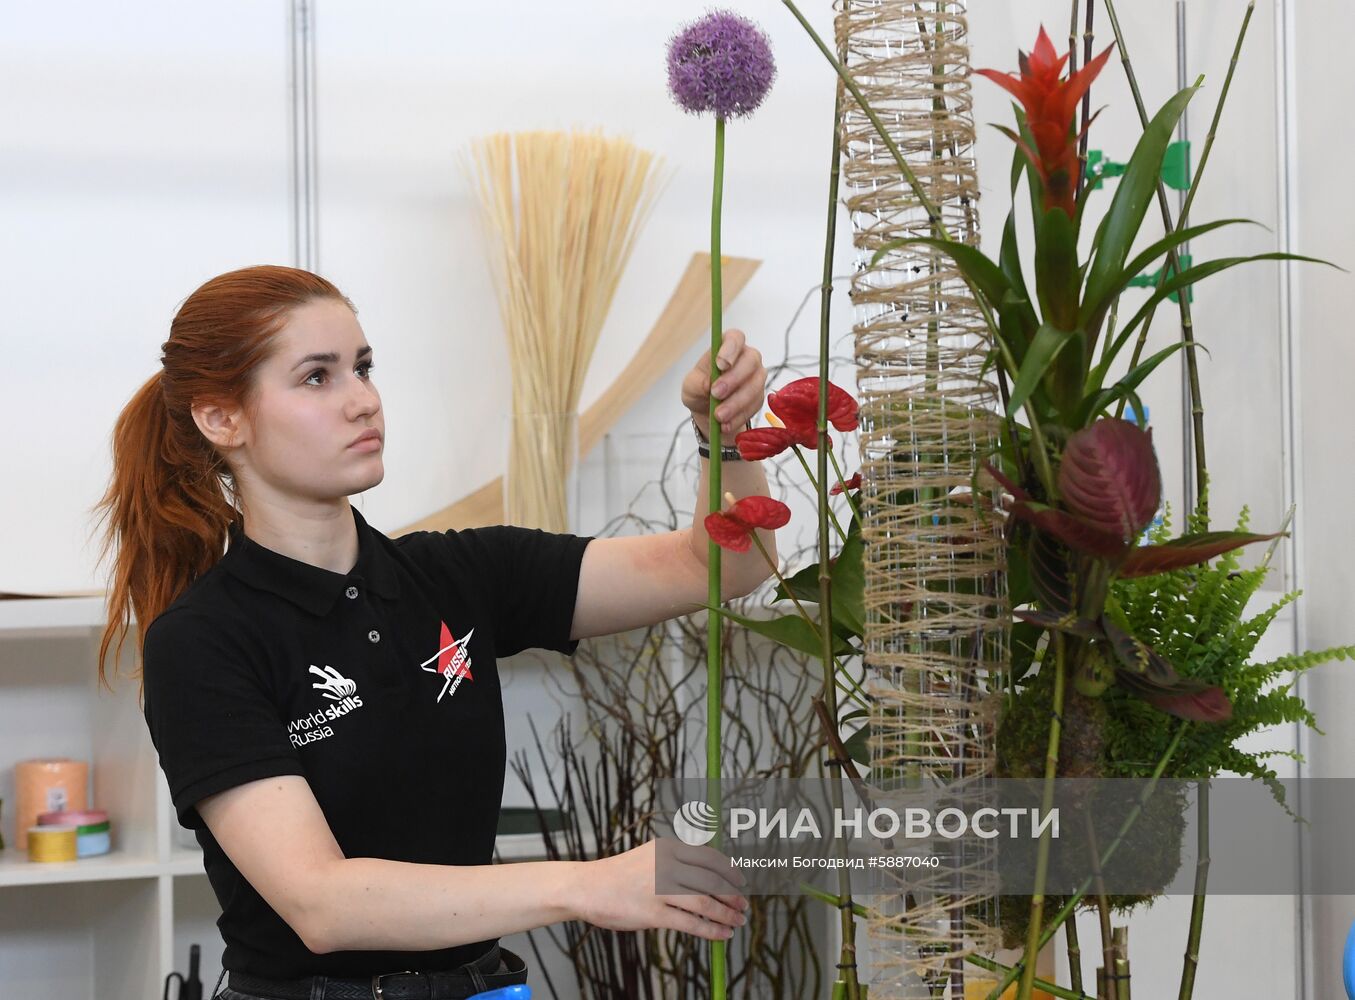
<box><xmin>92</xmin><ymin>265</ymin><xmax>353</xmax><ymax>693</ymax></box>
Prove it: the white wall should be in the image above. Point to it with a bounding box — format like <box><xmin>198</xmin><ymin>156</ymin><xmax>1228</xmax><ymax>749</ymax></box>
<box><xmin>0</xmin><ymin>0</ymin><xmax>1344</xmax><ymax>995</ymax></box>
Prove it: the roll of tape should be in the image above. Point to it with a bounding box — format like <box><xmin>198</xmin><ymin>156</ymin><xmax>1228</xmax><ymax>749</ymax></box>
<box><xmin>27</xmin><ymin>825</ymin><xmax>77</xmax><ymax>863</ymax></box>
<box><xmin>37</xmin><ymin>811</ymin><xmax>111</xmax><ymax>857</ymax></box>
<box><xmin>15</xmin><ymin>759</ymin><xmax>88</xmax><ymax>850</ymax></box>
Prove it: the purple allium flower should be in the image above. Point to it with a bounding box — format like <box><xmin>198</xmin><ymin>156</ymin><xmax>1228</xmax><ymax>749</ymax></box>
<box><xmin>667</xmin><ymin>10</ymin><xmax>776</xmax><ymax>120</ymax></box>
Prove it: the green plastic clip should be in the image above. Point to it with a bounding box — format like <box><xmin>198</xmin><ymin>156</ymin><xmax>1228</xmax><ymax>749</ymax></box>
<box><xmin>1127</xmin><ymin>253</ymin><xmax>1193</xmax><ymax>303</ymax></box>
<box><xmin>1087</xmin><ymin>140</ymin><xmax>1192</xmax><ymax>191</ymax></box>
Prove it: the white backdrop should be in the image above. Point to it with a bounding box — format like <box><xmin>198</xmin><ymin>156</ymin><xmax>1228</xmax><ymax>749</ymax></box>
<box><xmin>1</xmin><ymin>1</ymin><xmax>1347</xmax><ymax>996</ymax></box>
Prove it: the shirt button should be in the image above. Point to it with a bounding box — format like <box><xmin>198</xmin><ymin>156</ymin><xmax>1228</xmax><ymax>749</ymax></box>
<box><xmin>367</xmin><ymin>629</ymin><xmax>381</xmax><ymax>643</ymax></box>
<box><xmin>345</xmin><ymin>586</ymin><xmax>359</xmax><ymax>599</ymax></box>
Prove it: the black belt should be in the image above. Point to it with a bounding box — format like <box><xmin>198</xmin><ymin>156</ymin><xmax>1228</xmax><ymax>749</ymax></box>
<box><xmin>226</xmin><ymin>944</ymin><xmax>527</xmax><ymax>1000</ymax></box>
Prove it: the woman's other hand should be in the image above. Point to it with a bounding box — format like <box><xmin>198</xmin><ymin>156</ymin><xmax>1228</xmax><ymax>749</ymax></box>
<box><xmin>573</xmin><ymin>838</ymin><xmax>749</xmax><ymax>941</ymax></box>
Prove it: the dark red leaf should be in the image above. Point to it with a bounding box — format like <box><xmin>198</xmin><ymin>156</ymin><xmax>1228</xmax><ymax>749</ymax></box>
<box><xmin>1012</xmin><ymin>503</ymin><xmax>1128</xmax><ymax>557</ymax></box>
<box><xmin>1058</xmin><ymin>419</ymin><xmax>1162</xmax><ymax>543</ymax></box>
<box><xmin>1118</xmin><ymin>531</ymin><xmax>1285</xmax><ymax>578</ymax></box>
<box><xmin>1014</xmin><ymin>608</ymin><xmax>1104</xmax><ymax>639</ymax></box>
<box><xmin>1142</xmin><ymin>684</ymin><xmax>1233</xmax><ymax>723</ymax></box>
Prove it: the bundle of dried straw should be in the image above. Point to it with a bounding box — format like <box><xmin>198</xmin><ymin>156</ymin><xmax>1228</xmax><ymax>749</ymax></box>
<box><xmin>468</xmin><ymin>129</ymin><xmax>662</xmax><ymax>532</ymax></box>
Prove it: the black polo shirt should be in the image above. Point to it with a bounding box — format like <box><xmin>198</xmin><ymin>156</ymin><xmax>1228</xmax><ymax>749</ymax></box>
<box><xmin>140</xmin><ymin>505</ymin><xmax>592</xmax><ymax>979</ymax></box>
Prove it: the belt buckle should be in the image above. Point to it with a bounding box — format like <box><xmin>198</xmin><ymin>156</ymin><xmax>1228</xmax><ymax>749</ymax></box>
<box><xmin>371</xmin><ymin>970</ymin><xmax>426</xmax><ymax>1000</ymax></box>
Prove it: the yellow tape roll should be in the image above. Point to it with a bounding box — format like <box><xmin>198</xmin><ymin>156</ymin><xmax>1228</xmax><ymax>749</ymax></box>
<box><xmin>27</xmin><ymin>825</ymin><xmax>77</xmax><ymax>863</ymax></box>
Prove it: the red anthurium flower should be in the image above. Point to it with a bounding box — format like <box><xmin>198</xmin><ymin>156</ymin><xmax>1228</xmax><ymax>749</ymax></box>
<box><xmin>767</xmin><ymin>377</ymin><xmax>860</xmax><ymax>445</ymax></box>
<box><xmin>735</xmin><ymin>426</ymin><xmax>797</xmax><ymax>460</ymax></box>
<box><xmin>976</xmin><ymin>26</ymin><xmax>1114</xmax><ymax>217</ymax></box>
<box><xmin>704</xmin><ymin>495</ymin><xmax>792</xmax><ymax>552</ymax></box>
<box><xmin>831</xmin><ymin>472</ymin><xmax>862</xmax><ymax>496</ymax></box>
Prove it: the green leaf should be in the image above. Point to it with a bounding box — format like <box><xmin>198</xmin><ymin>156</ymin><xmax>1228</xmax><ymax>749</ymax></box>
<box><xmin>831</xmin><ymin>532</ymin><xmax>866</xmax><ymax>637</ymax></box>
<box><xmin>1116</xmin><ymin>252</ymin><xmax>1337</xmax><ymax>345</ymax></box>
<box><xmin>843</xmin><ymin>721</ymin><xmax>872</xmax><ymax>767</ymax></box>
<box><xmin>1078</xmin><ymin>218</ymin><xmax>1257</xmax><ymax>340</ymax></box>
<box><xmin>1034</xmin><ymin>206</ymin><xmax>1080</xmax><ymax>331</ymax></box>
<box><xmin>1006</xmin><ymin>324</ymin><xmax>1077</xmax><ymax>418</ymax></box>
<box><xmin>1080</xmin><ymin>340</ymin><xmax>1187</xmax><ymax>424</ymax></box>
<box><xmin>1000</xmin><ymin>209</ymin><xmax>1028</xmax><ymax>293</ymax></box>
<box><xmin>706</xmin><ymin>605</ymin><xmax>856</xmax><ymax>660</ymax></box>
<box><xmin>1084</xmin><ymin>81</ymin><xmax>1201</xmax><ymax>311</ymax></box>
<box><xmin>1010</xmin><ymin>620</ymin><xmax>1043</xmax><ymax>683</ymax></box>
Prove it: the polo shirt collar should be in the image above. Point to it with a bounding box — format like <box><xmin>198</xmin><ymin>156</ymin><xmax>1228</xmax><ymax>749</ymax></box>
<box><xmin>222</xmin><ymin>505</ymin><xmax>401</xmax><ymax>617</ymax></box>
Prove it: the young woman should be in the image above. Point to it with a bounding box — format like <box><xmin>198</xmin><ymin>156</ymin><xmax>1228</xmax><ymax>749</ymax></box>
<box><xmin>93</xmin><ymin>264</ymin><xmax>778</xmax><ymax>1000</ymax></box>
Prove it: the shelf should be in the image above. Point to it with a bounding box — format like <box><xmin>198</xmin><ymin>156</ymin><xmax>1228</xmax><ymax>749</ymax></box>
<box><xmin>0</xmin><ymin>846</ymin><xmax>164</xmax><ymax>888</ymax></box>
<box><xmin>0</xmin><ymin>595</ymin><xmax>111</xmax><ymax>637</ymax></box>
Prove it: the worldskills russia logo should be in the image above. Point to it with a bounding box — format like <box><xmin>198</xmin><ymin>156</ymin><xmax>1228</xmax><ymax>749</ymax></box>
<box><xmin>419</xmin><ymin>621</ymin><xmax>475</xmax><ymax>703</ymax></box>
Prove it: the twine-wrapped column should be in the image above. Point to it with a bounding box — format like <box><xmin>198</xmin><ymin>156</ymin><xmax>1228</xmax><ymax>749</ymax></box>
<box><xmin>836</xmin><ymin>2</ymin><xmax>1008</xmax><ymax>995</ymax></box>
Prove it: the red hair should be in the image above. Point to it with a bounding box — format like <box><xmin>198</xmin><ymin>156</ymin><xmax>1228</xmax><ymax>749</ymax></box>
<box><xmin>91</xmin><ymin>265</ymin><xmax>354</xmax><ymax>692</ymax></box>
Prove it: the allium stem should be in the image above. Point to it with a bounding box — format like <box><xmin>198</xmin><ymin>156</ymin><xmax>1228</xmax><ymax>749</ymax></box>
<box><xmin>706</xmin><ymin>113</ymin><xmax>729</xmax><ymax>1000</ymax></box>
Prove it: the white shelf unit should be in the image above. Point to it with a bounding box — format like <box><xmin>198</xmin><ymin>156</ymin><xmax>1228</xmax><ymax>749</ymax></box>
<box><xmin>0</xmin><ymin>595</ymin><xmax>573</xmax><ymax>999</ymax></box>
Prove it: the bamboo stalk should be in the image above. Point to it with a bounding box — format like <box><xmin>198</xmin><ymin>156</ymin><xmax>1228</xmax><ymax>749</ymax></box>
<box><xmin>1102</xmin><ymin>0</ymin><xmax>1261</xmax><ymax>526</ymax></box>
<box><xmin>1017</xmin><ymin>634</ymin><xmax>1069</xmax><ymax>1000</ymax></box>
<box><xmin>1177</xmin><ymin>782</ymin><xmax>1210</xmax><ymax>999</ymax></box>
<box><xmin>814</xmin><ymin>53</ymin><xmax>863</xmax><ymax>1000</ymax></box>
<box><xmin>1066</xmin><ymin>912</ymin><xmax>1084</xmax><ymax>994</ymax></box>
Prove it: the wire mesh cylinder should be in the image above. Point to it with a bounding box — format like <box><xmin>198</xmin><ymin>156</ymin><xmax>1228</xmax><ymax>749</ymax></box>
<box><xmin>836</xmin><ymin>2</ymin><xmax>1009</xmax><ymax>995</ymax></box>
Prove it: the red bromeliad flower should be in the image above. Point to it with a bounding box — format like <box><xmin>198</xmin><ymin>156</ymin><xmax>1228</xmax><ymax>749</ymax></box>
<box><xmin>831</xmin><ymin>472</ymin><xmax>862</xmax><ymax>496</ymax></box>
<box><xmin>735</xmin><ymin>377</ymin><xmax>859</xmax><ymax>460</ymax></box>
<box><xmin>976</xmin><ymin>26</ymin><xmax>1114</xmax><ymax>217</ymax></box>
<box><xmin>705</xmin><ymin>495</ymin><xmax>792</xmax><ymax>552</ymax></box>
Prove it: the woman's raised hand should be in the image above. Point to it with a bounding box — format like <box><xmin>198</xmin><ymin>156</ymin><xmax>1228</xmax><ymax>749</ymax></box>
<box><xmin>681</xmin><ymin>328</ymin><xmax>766</xmax><ymax>439</ymax></box>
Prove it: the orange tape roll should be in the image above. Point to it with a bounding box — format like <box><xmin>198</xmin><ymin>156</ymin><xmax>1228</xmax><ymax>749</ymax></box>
<box><xmin>14</xmin><ymin>759</ymin><xmax>88</xmax><ymax>850</ymax></box>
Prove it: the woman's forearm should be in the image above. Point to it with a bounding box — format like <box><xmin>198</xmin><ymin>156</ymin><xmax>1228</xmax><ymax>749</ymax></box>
<box><xmin>308</xmin><ymin>857</ymin><xmax>584</xmax><ymax>954</ymax></box>
<box><xmin>688</xmin><ymin>450</ymin><xmax>777</xmax><ymax>595</ymax></box>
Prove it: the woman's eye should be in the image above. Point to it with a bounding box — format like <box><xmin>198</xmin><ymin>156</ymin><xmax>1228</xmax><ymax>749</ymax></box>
<box><xmin>359</xmin><ymin>361</ymin><xmax>375</xmax><ymax>377</ymax></box>
<box><xmin>305</xmin><ymin>369</ymin><xmax>327</xmax><ymax>385</ymax></box>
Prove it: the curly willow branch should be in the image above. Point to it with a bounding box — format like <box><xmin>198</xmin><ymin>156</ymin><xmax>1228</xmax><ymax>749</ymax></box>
<box><xmin>835</xmin><ymin>2</ymin><xmax>1010</xmax><ymax>995</ymax></box>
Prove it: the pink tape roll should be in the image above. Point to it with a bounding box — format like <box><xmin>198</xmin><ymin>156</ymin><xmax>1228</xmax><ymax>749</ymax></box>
<box><xmin>15</xmin><ymin>759</ymin><xmax>88</xmax><ymax>850</ymax></box>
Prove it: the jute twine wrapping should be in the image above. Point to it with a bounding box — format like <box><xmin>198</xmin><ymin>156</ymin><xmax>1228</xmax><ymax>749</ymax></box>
<box><xmin>836</xmin><ymin>2</ymin><xmax>1009</xmax><ymax>994</ymax></box>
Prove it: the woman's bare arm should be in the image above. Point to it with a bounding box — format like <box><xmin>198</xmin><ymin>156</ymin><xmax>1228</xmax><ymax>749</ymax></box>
<box><xmin>199</xmin><ymin>775</ymin><xmax>747</xmax><ymax>954</ymax></box>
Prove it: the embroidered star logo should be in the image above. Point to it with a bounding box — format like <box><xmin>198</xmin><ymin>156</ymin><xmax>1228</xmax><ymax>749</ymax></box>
<box><xmin>418</xmin><ymin>621</ymin><xmax>475</xmax><ymax>703</ymax></box>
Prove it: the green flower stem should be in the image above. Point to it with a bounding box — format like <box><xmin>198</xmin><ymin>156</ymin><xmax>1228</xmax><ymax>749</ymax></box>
<box><xmin>780</xmin><ymin>0</ymin><xmax>1059</xmax><ymax>504</ymax></box>
<box><xmin>747</xmin><ymin>531</ymin><xmax>871</xmax><ymax>712</ymax></box>
<box><xmin>986</xmin><ymin>720</ymin><xmax>1189</xmax><ymax>998</ymax></box>
<box><xmin>827</xmin><ymin>447</ymin><xmax>862</xmax><ymax>523</ymax></box>
<box><xmin>1177</xmin><ymin>782</ymin><xmax>1210</xmax><ymax>999</ymax></box>
<box><xmin>707</xmin><ymin>113</ymin><xmax>728</xmax><ymax>1000</ymax></box>
<box><xmin>790</xmin><ymin>445</ymin><xmax>849</xmax><ymax>545</ymax></box>
<box><xmin>816</xmin><ymin>68</ymin><xmax>861</xmax><ymax>999</ymax></box>
<box><xmin>968</xmin><ymin>954</ymin><xmax>1091</xmax><ymax>1000</ymax></box>
<box><xmin>1016</xmin><ymin>632</ymin><xmax>1069</xmax><ymax>1000</ymax></box>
